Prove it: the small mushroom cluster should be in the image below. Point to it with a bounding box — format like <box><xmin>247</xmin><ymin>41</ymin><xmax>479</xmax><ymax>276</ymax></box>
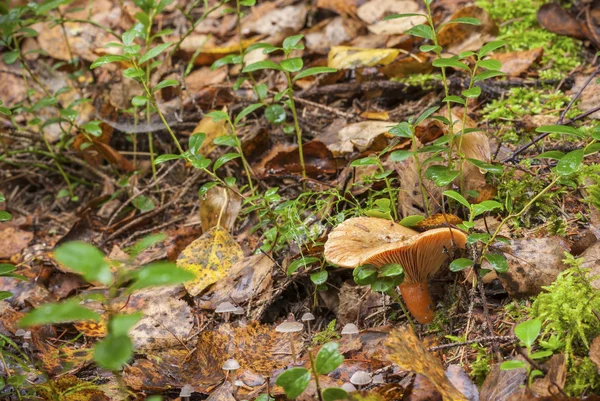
<box><xmin>324</xmin><ymin>217</ymin><xmax>467</xmax><ymax>324</ymax></box>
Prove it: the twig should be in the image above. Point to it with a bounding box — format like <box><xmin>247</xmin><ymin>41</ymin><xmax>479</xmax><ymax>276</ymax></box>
<box><xmin>428</xmin><ymin>335</ymin><xmax>517</xmax><ymax>351</ymax></box>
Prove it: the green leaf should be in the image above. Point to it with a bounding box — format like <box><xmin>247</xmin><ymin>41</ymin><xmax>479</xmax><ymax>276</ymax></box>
<box><xmin>467</xmin><ymin>233</ymin><xmax>491</xmax><ymax>244</ymax></box>
<box><xmin>132</xmin><ymin>95</ymin><xmax>148</xmax><ymax>107</ymax></box>
<box><xmin>555</xmin><ymin>149</ymin><xmax>584</xmax><ymax>176</ymax></box>
<box><xmin>154</xmin><ymin>154</ymin><xmax>184</xmax><ymax>165</ymax></box>
<box><xmin>2</xmin><ymin>50</ymin><xmax>18</xmax><ymax>65</ymax></box>
<box><xmin>0</xmin><ymin>210</ymin><xmax>12</xmax><ymax>222</ymax></box>
<box><xmin>406</xmin><ymin>24</ymin><xmax>434</xmax><ymax>40</ymax></box>
<box><xmin>131</xmin><ymin>195</ymin><xmax>155</xmax><ymax>213</ymax></box>
<box><xmin>515</xmin><ymin>319</ymin><xmax>541</xmax><ymax>348</ymax></box>
<box><xmin>288</xmin><ymin>256</ymin><xmax>320</xmax><ymax>275</ymax></box>
<box><xmin>443</xmin><ymin>190</ymin><xmax>470</xmax><ymax>208</ymax></box>
<box><xmin>535</xmin><ymin>124</ymin><xmax>583</xmax><ymax>137</ymax></box>
<box><xmin>54</xmin><ymin>242</ymin><xmax>112</xmax><ymax>285</ymax></box>
<box><xmin>243</xmin><ymin>60</ymin><xmax>283</xmax><ymax>73</ymax></box>
<box><xmin>139</xmin><ymin>42</ymin><xmax>172</xmax><ymax>64</ymax></box>
<box><xmin>389</xmin><ymin>122</ymin><xmax>413</xmax><ymax>138</ymax></box>
<box><xmin>281</xmin><ymin>57</ymin><xmax>304</xmax><ymax>73</ymax></box>
<box><xmin>350</xmin><ymin>157</ymin><xmax>379</xmax><ymax>167</ymax></box>
<box><xmin>371</xmin><ymin>277</ymin><xmax>394</xmax><ymax>292</ymax></box>
<box><xmin>530</xmin><ymin>350</ymin><xmax>553</xmax><ymax>359</ymax></box>
<box><xmin>383</xmin><ymin>13</ymin><xmax>426</xmax><ymax>20</ymax></box>
<box><xmin>109</xmin><ymin>313</ymin><xmax>143</xmax><ymax>336</ymax></box>
<box><xmin>380</xmin><ymin>264</ymin><xmax>404</xmax><ymax>277</ymax></box>
<box><xmin>152</xmin><ymin>79</ymin><xmax>179</xmax><ymax>92</ymax></box>
<box><xmin>20</xmin><ymin>300</ymin><xmax>100</xmax><ymax>327</ymax></box>
<box><xmin>472</xmin><ymin>200</ymin><xmax>503</xmax><ymax>216</ymax></box>
<box><xmin>212</xmin><ymin>135</ymin><xmax>237</xmax><ymax>148</ymax></box>
<box><xmin>414</xmin><ymin>106</ymin><xmax>440</xmax><ymax>126</ymax></box>
<box><xmin>213</xmin><ymin>153</ymin><xmax>241</xmax><ymax>171</ymax></box>
<box><xmin>462</xmin><ymin>87</ymin><xmax>481</xmax><ymax>98</ymax></box>
<box><xmin>466</xmin><ymin>159</ymin><xmax>503</xmax><ymax>174</ymax></box>
<box><xmin>198</xmin><ymin>182</ymin><xmax>218</xmax><ymax>197</ymax></box>
<box><xmin>432</xmin><ymin>57</ymin><xmax>470</xmax><ymax>71</ymax></box>
<box><xmin>122</xmin><ymin>29</ymin><xmax>137</xmax><ymax>46</ymax></box>
<box><xmin>425</xmin><ymin>166</ymin><xmax>459</xmax><ymax>186</ymax></box>
<box><xmin>322</xmin><ymin>388</ymin><xmax>349</xmax><ymax>401</ymax></box>
<box><xmin>478</xmin><ymin>40</ymin><xmax>507</xmax><ymax>57</ymax></box>
<box><xmin>283</xmin><ymin>35</ymin><xmax>304</xmax><ymax>52</ymax></box>
<box><xmin>82</xmin><ymin>121</ymin><xmax>102</xmax><ymax>137</ymax></box>
<box><xmin>420</xmin><ymin>44</ymin><xmax>442</xmax><ymax>53</ymax></box>
<box><xmin>473</xmin><ymin>70</ymin><xmax>506</xmax><ymax>82</ymax></box>
<box><xmin>0</xmin><ymin>264</ymin><xmax>16</xmax><ymax>275</ymax></box>
<box><xmin>310</xmin><ymin>270</ymin><xmax>328</xmax><ymax>285</ymax></box>
<box><xmin>254</xmin><ymin>83</ymin><xmax>268</xmax><ymax>101</ymax></box>
<box><xmin>478</xmin><ymin>59</ymin><xmax>502</xmax><ymax>70</ymax></box>
<box><xmin>293</xmin><ymin>67</ymin><xmax>337</xmax><ymax>81</ymax></box>
<box><xmin>484</xmin><ymin>253</ymin><xmax>508</xmax><ymax>273</ymax></box>
<box><xmin>206</xmin><ymin>110</ymin><xmax>229</xmax><ymax>122</ymax></box>
<box><xmin>91</xmin><ymin>55</ymin><xmax>130</xmax><ymax>69</ymax></box>
<box><xmin>444</xmin><ymin>17</ymin><xmax>481</xmax><ymax>26</ymax></box>
<box><xmin>500</xmin><ymin>360</ymin><xmax>527</xmax><ymax>370</ymax></box>
<box><xmin>353</xmin><ymin>265</ymin><xmax>378</xmax><ymax>285</ymax></box>
<box><xmin>189</xmin><ymin>132</ymin><xmax>207</xmax><ymax>154</ymax></box>
<box><xmin>94</xmin><ymin>334</ymin><xmax>133</xmax><ymax>371</ymax></box>
<box><xmin>245</xmin><ymin>43</ymin><xmax>279</xmax><ymax>54</ymax></box>
<box><xmin>399</xmin><ymin>215</ymin><xmax>425</xmax><ymax>227</ymax></box>
<box><xmin>275</xmin><ymin>368</ymin><xmax>311</xmax><ymax>399</ymax></box>
<box><xmin>234</xmin><ymin>103</ymin><xmax>263</xmax><ymax>125</ymax></box>
<box><xmin>211</xmin><ymin>54</ymin><xmax>242</xmax><ymax>70</ymax></box>
<box><xmin>315</xmin><ymin>342</ymin><xmax>344</xmax><ymax>374</ymax></box>
<box><xmin>449</xmin><ymin>258</ymin><xmax>473</xmax><ymax>272</ymax></box>
<box><xmin>443</xmin><ymin>95</ymin><xmax>466</xmax><ymax>105</ymax></box>
<box><xmin>265</xmin><ymin>104</ymin><xmax>287</xmax><ymax>124</ymax></box>
<box><xmin>129</xmin><ymin>233</ymin><xmax>167</xmax><ymax>258</ymax></box>
<box><xmin>390</xmin><ymin>150</ymin><xmax>414</xmax><ymax>162</ymax></box>
<box><xmin>0</xmin><ymin>291</ymin><xmax>12</xmax><ymax>301</ymax></box>
<box><xmin>128</xmin><ymin>261</ymin><xmax>194</xmax><ymax>292</ymax></box>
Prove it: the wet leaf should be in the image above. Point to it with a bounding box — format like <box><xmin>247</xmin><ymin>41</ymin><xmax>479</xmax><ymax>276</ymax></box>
<box><xmin>276</xmin><ymin>367</ymin><xmax>311</xmax><ymax>399</ymax></box>
<box><xmin>316</xmin><ymin>342</ymin><xmax>344</xmax><ymax>374</ymax></box>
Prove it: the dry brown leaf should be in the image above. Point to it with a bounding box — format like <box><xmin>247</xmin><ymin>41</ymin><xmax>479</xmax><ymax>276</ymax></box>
<box><xmin>437</xmin><ymin>6</ymin><xmax>498</xmax><ymax>54</ymax></box>
<box><xmin>357</xmin><ymin>0</ymin><xmax>425</xmax><ymax>35</ymax></box>
<box><xmin>530</xmin><ymin>354</ymin><xmax>567</xmax><ymax>397</ymax></box>
<box><xmin>0</xmin><ymin>59</ymin><xmax>26</xmax><ymax>107</ymax></box>
<box><xmin>37</xmin><ymin>21</ymin><xmax>116</xmax><ymax>62</ymax></box>
<box><xmin>328</xmin><ymin>46</ymin><xmax>400</xmax><ymax>69</ymax></box>
<box><xmin>191</xmin><ymin>108</ymin><xmax>229</xmax><ymax>155</ymax></box>
<box><xmin>569</xmin><ymin>74</ymin><xmax>600</xmax><ymax>119</ymax></box>
<box><xmin>491</xmin><ymin>48</ymin><xmax>543</xmax><ymax>77</ymax></box>
<box><xmin>480</xmin><ymin>358</ymin><xmax>527</xmax><ymax>401</ymax></box>
<box><xmin>262</xmin><ymin>140</ymin><xmax>338</xmax><ymax>177</ymax></box>
<box><xmin>537</xmin><ymin>3</ymin><xmax>594</xmax><ymax>44</ymax></box>
<box><xmin>305</xmin><ymin>17</ymin><xmax>363</xmax><ymax>53</ymax></box>
<box><xmin>319</xmin><ymin>120</ymin><xmax>395</xmax><ymax>156</ymax></box>
<box><xmin>590</xmin><ymin>336</ymin><xmax>600</xmax><ymax>374</ymax></box>
<box><xmin>199</xmin><ymin>186</ymin><xmax>242</xmax><ymax>233</ymax></box>
<box><xmin>385</xmin><ymin>327</ymin><xmax>468</xmax><ymax>401</ymax></box>
<box><xmin>580</xmin><ymin>241</ymin><xmax>600</xmax><ymax>290</ymax></box>
<box><xmin>316</xmin><ymin>0</ymin><xmax>358</xmax><ymax>17</ymax></box>
<box><xmin>0</xmin><ymin>226</ymin><xmax>33</xmax><ymax>259</ymax></box>
<box><xmin>177</xmin><ymin>226</ymin><xmax>244</xmax><ymax>296</ymax></box>
<box><xmin>243</xmin><ymin>3</ymin><xmax>307</xmax><ymax>36</ymax></box>
<box><xmin>380</xmin><ymin>53</ymin><xmax>433</xmax><ymax>78</ymax></box>
<box><xmin>484</xmin><ymin>237</ymin><xmax>570</xmax><ymax>297</ymax></box>
<box><xmin>394</xmin><ymin>151</ymin><xmax>443</xmax><ymax>217</ymax></box>
<box><xmin>185</xmin><ymin>66</ymin><xmax>228</xmax><ymax>93</ymax></box>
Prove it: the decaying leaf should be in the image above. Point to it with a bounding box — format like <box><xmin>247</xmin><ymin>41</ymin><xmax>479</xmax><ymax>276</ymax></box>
<box><xmin>581</xmin><ymin>241</ymin><xmax>600</xmax><ymax>290</ymax></box>
<box><xmin>328</xmin><ymin>46</ymin><xmax>400</xmax><ymax>69</ymax></box>
<box><xmin>437</xmin><ymin>6</ymin><xmax>498</xmax><ymax>54</ymax></box>
<box><xmin>177</xmin><ymin>226</ymin><xmax>244</xmax><ymax>296</ymax></box>
<box><xmin>380</xmin><ymin>53</ymin><xmax>433</xmax><ymax>79</ymax></box>
<box><xmin>319</xmin><ymin>120</ymin><xmax>395</xmax><ymax>156</ymax></box>
<box><xmin>0</xmin><ymin>226</ymin><xmax>33</xmax><ymax>259</ymax></box>
<box><xmin>491</xmin><ymin>48</ymin><xmax>544</xmax><ymax>77</ymax></box>
<box><xmin>479</xmin><ymin>358</ymin><xmax>527</xmax><ymax>401</ymax></box>
<box><xmin>261</xmin><ymin>141</ymin><xmax>338</xmax><ymax>177</ymax></box>
<box><xmin>243</xmin><ymin>3</ymin><xmax>307</xmax><ymax>36</ymax></box>
<box><xmin>590</xmin><ymin>336</ymin><xmax>600</xmax><ymax>374</ymax></box>
<box><xmin>569</xmin><ymin>74</ymin><xmax>600</xmax><ymax>120</ymax></box>
<box><xmin>305</xmin><ymin>17</ymin><xmax>363</xmax><ymax>53</ymax></box>
<box><xmin>357</xmin><ymin>0</ymin><xmax>425</xmax><ymax>35</ymax></box>
<box><xmin>394</xmin><ymin>151</ymin><xmax>443</xmax><ymax>217</ymax></box>
<box><xmin>530</xmin><ymin>353</ymin><xmax>567</xmax><ymax>397</ymax></box>
<box><xmin>537</xmin><ymin>3</ymin><xmax>600</xmax><ymax>47</ymax></box>
<box><xmin>385</xmin><ymin>327</ymin><xmax>468</xmax><ymax>401</ymax></box>
<box><xmin>200</xmin><ymin>186</ymin><xmax>242</xmax><ymax>233</ymax></box>
<box><xmin>484</xmin><ymin>237</ymin><xmax>570</xmax><ymax>297</ymax></box>
<box><xmin>196</xmin><ymin>254</ymin><xmax>273</xmax><ymax>311</ymax></box>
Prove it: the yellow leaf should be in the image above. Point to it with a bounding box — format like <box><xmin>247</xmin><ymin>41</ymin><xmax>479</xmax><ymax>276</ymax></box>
<box><xmin>191</xmin><ymin>107</ymin><xmax>228</xmax><ymax>156</ymax></box>
<box><xmin>177</xmin><ymin>226</ymin><xmax>243</xmax><ymax>296</ymax></box>
<box><xmin>328</xmin><ymin>46</ymin><xmax>399</xmax><ymax>69</ymax></box>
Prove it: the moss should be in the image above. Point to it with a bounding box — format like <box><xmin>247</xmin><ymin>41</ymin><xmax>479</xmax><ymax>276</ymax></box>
<box><xmin>311</xmin><ymin>319</ymin><xmax>341</xmax><ymax>345</ymax></box>
<box><xmin>476</xmin><ymin>0</ymin><xmax>583</xmax><ymax>80</ymax></box>
<box><xmin>394</xmin><ymin>73</ymin><xmax>440</xmax><ymax>89</ymax></box>
<box><xmin>530</xmin><ymin>254</ymin><xmax>600</xmax><ymax>359</ymax></box>
<box><xmin>564</xmin><ymin>357</ymin><xmax>600</xmax><ymax>396</ymax></box>
<box><xmin>469</xmin><ymin>345</ymin><xmax>491</xmax><ymax>385</ymax></box>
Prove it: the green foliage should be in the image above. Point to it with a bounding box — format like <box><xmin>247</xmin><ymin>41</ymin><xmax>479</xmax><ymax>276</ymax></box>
<box><xmin>564</xmin><ymin>357</ymin><xmax>600</xmax><ymax>396</ymax></box>
<box><xmin>530</xmin><ymin>254</ymin><xmax>600</xmax><ymax>359</ymax></box>
<box><xmin>311</xmin><ymin>320</ymin><xmax>340</xmax><ymax>345</ymax></box>
<box><xmin>469</xmin><ymin>345</ymin><xmax>491</xmax><ymax>385</ymax></box>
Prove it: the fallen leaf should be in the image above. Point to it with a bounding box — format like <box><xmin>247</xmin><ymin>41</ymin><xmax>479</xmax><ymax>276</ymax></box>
<box><xmin>568</xmin><ymin>74</ymin><xmax>600</xmax><ymax>120</ymax></box>
<box><xmin>191</xmin><ymin>108</ymin><xmax>229</xmax><ymax>156</ymax></box>
<box><xmin>479</xmin><ymin>357</ymin><xmax>527</xmax><ymax>401</ymax></box>
<box><xmin>200</xmin><ymin>186</ymin><xmax>242</xmax><ymax>233</ymax></box>
<box><xmin>0</xmin><ymin>226</ymin><xmax>33</xmax><ymax>259</ymax></box>
<box><xmin>413</xmin><ymin>214</ymin><xmax>463</xmax><ymax>231</ymax></box>
<box><xmin>537</xmin><ymin>3</ymin><xmax>596</xmax><ymax>46</ymax></box>
<box><xmin>484</xmin><ymin>237</ymin><xmax>570</xmax><ymax>297</ymax></box>
<box><xmin>394</xmin><ymin>151</ymin><xmax>443</xmax><ymax>217</ymax></box>
<box><xmin>357</xmin><ymin>0</ymin><xmax>425</xmax><ymax>36</ymax></box>
<box><xmin>243</xmin><ymin>4</ymin><xmax>307</xmax><ymax>36</ymax></box>
<box><xmin>385</xmin><ymin>327</ymin><xmax>468</xmax><ymax>401</ymax></box>
<box><xmin>437</xmin><ymin>6</ymin><xmax>498</xmax><ymax>54</ymax></box>
<box><xmin>185</xmin><ymin>66</ymin><xmax>228</xmax><ymax>93</ymax></box>
<box><xmin>37</xmin><ymin>21</ymin><xmax>116</xmax><ymax>62</ymax></box>
<box><xmin>380</xmin><ymin>53</ymin><xmax>433</xmax><ymax>78</ymax></box>
<box><xmin>316</xmin><ymin>0</ymin><xmax>358</xmax><ymax>17</ymax></box>
<box><xmin>445</xmin><ymin>365</ymin><xmax>479</xmax><ymax>401</ymax></box>
<box><xmin>177</xmin><ymin>226</ymin><xmax>244</xmax><ymax>296</ymax></box>
<box><xmin>404</xmin><ymin>374</ymin><xmax>443</xmax><ymax>401</ymax></box>
<box><xmin>491</xmin><ymin>48</ymin><xmax>544</xmax><ymax>77</ymax></box>
<box><xmin>580</xmin><ymin>241</ymin><xmax>600</xmax><ymax>290</ymax></box>
<box><xmin>305</xmin><ymin>17</ymin><xmax>363</xmax><ymax>53</ymax></box>
<box><xmin>319</xmin><ymin>120</ymin><xmax>395</xmax><ymax>156</ymax></box>
<box><xmin>530</xmin><ymin>353</ymin><xmax>566</xmax><ymax>396</ymax></box>
<box><xmin>328</xmin><ymin>47</ymin><xmax>400</xmax><ymax>69</ymax></box>
<box><xmin>262</xmin><ymin>141</ymin><xmax>338</xmax><ymax>177</ymax></box>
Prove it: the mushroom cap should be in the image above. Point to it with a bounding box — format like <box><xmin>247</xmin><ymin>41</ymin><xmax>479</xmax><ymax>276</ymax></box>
<box><xmin>222</xmin><ymin>358</ymin><xmax>240</xmax><ymax>370</ymax></box>
<box><xmin>301</xmin><ymin>312</ymin><xmax>315</xmax><ymax>321</ymax></box>
<box><xmin>341</xmin><ymin>383</ymin><xmax>357</xmax><ymax>392</ymax></box>
<box><xmin>179</xmin><ymin>384</ymin><xmax>194</xmax><ymax>397</ymax></box>
<box><xmin>341</xmin><ymin>323</ymin><xmax>359</xmax><ymax>335</ymax></box>
<box><xmin>276</xmin><ymin>321</ymin><xmax>304</xmax><ymax>333</ymax></box>
<box><xmin>233</xmin><ymin>306</ymin><xmax>245</xmax><ymax>315</ymax></box>
<box><xmin>350</xmin><ymin>371</ymin><xmax>372</xmax><ymax>386</ymax></box>
<box><xmin>215</xmin><ymin>301</ymin><xmax>238</xmax><ymax>313</ymax></box>
<box><xmin>324</xmin><ymin>217</ymin><xmax>467</xmax><ymax>284</ymax></box>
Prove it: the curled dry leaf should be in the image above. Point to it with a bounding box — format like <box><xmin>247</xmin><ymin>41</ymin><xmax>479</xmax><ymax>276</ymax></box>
<box><xmin>200</xmin><ymin>186</ymin><xmax>242</xmax><ymax>233</ymax></box>
<box><xmin>530</xmin><ymin>353</ymin><xmax>566</xmax><ymax>397</ymax></box>
<box><xmin>537</xmin><ymin>3</ymin><xmax>599</xmax><ymax>47</ymax></box>
<box><xmin>196</xmin><ymin>254</ymin><xmax>273</xmax><ymax>311</ymax></box>
<box><xmin>437</xmin><ymin>6</ymin><xmax>498</xmax><ymax>54</ymax></box>
<box><xmin>177</xmin><ymin>226</ymin><xmax>244</xmax><ymax>296</ymax></box>
<box><xmin>319</xmin><ymin>120</ymin><xmax>395</xmax><ymax>156</ymax></box>
<box><xmin>484</xmin><ymin>237</ymin><xmax>570</xmax><ymax>298</ymax></box>
<box><xmin>328</xmin><ymin>46</ymin><xmax>400</xmax><ymax>69</ymax></box>
<box><xmin>385</xmin><ymin>327</ymin><xmax>468</xmax><ymax>401</ymax></box>
<box><xmin>357</xmin><ymin>0</ymin><xmax>425</xmax><ymax>35</ymax></box>
<box><xmin>491</xmin><ymin>48</ymin><xmax>544</xmax><ymax>77</ymax></box>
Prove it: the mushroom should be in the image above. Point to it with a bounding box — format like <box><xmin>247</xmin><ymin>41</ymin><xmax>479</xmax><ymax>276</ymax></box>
<box><xmin>341</xmin><ymin>323</ymin><xmax>359</xmax><ymax>338</ymax></box>
<box><xmin>179</xmin><ymin>384</ymin><xmax>194</xmax><ymax>401</ymax></box>
<box><xmin>275</xmin><ymin>321</ymin><xmax>304</xmax><ymax>363</ymax></box>
<box><xmin>215</xmin><ymin>301</ymin><xmax>238</xmax><ymax>322</ymax></box>
<box><xmin>350</xmin><ymin>371</ymin><xmax>372</xmax><ymax>390</ymax></box>
<box><xmin>222</xmin><ymin>358</ymin><xmax>240</xmax><ymax>385</ymax></box>
<box><xmin>324</xmin><ymin>216</ymin><xmax>467</xmax><ymax>324</ymax></box>
<box><xmin>301</xmin><ymin>312</ymin><xmax>315</xmax><ymax>335</ymax></box>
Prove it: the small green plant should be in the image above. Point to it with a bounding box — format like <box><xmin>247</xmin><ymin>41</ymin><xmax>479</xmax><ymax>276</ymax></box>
<box><xmin>311</xmin><ymin>320</ymin><xmax>340</xmax><ymax>346</ymax></box>
<box><xmin>500</xmin><ymin>319</ymin><xmax>552</xmax><ymax>386</ymax></box>
<box><xmin>276</xmin><ymin>342</ymin><xmax>347</xmax><ymax>401</ymax></box>
<box><xmin>0</xmin><ymin>192</ymin><xmax>11</xmax><ymax>222</ymax></box>
<box><xmin>18</xmin><ymin>234</ymin><xmax>194</xmax><ymax>372</ymax></box>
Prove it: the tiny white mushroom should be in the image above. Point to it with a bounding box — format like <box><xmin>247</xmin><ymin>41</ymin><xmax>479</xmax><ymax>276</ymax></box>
<box><xmin>215</xmin><ymin>302</ymin><xmax>237</xmax><ymax>322</ymax></box>
<box><xmin>276</xmin><ymin>321</ymin><xmax>304</xmax><ymax>363</ymax></box>
<box><xmin>301</xmin><ymin>312</ymin><xmax>315</xmax><ymax>335</ymax></box>
<box><xmin>179</xmin><ymin>384</ymin><xmax>194</xmax><ymax>400</ymax></box>
<box><xmin>350</xmin><ymin>371</ymin><xmax>371</xmax><ymax>390</ymax></box>
<box><xmin>341</xmin><ymin>383</ymin><xmax>357</xmax><ymax>393</ymax></box>
<box><xmin>222</xmin><ymin>358</ymin><xmax>240</xmax><ymax>385</ymax></box>
<box><xmin>341</xmin><ymin>323</ymin><xmax>359</xmax><ymax>338</ymax></box>
<box><xmin>233</xmin><ymin>306</ymin><xmax>245</xmax><ymax>315</ymax></box>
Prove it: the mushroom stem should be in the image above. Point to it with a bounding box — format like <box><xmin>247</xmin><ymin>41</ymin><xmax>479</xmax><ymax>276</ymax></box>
<box><xmin>289</xmin><ymin>334</ymin><xmax>297</xmax><ymax>363</ymax></box>
<box><xmin>399</xmin><ymin>282</ymin><xmax>435</xmax><ymax>325</ymax></box>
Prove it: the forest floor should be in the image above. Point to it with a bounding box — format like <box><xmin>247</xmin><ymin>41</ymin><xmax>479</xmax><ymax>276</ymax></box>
<box><xmin>2</xmin><ymin>0</ymin><xmax>600</xmax><ymax>400</ymax></box>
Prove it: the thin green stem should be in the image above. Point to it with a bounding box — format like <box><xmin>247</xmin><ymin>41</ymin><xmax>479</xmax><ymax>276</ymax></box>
<box><xmin>387</xmin><ymin>288</ymin><xmax>416</xmax><ymax>331</ymax></box>
<box><xmin>377</xmin><ymin>159</ymin><xmax>398</xmax><ymax>220</ymax></box>
<box><xmin>285</xmin><ymin>73</ymin><xmax>307</xmax><ymax>185</ymax></box>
